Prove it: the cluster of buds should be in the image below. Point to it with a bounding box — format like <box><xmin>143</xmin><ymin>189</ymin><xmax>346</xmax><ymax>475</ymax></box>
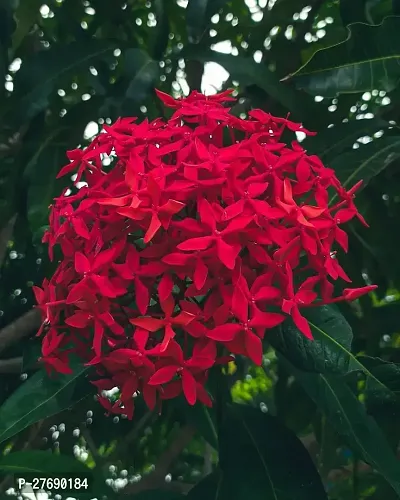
<box><xmin>33</xmin><ymin>89</ymin><xmax>376</xmax><ymax>418</ymax></box>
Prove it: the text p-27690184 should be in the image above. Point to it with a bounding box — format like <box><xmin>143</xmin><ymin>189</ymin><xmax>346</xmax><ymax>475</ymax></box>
<box><xmin>15</xmin><ymin>474</ymin><xmax>91</xmax><ymax>493</ymax></box>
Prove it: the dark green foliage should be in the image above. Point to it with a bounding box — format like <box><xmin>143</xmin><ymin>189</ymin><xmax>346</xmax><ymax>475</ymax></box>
<box><xmin>1</xmin><ymin>2</ymin><xmax>400</xmax><ymax>499</ymax></box>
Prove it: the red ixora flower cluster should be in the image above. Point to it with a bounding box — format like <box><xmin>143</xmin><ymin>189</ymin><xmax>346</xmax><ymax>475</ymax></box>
<box><xmin>34</xmin><ymin>89</ymin><xmax>376</xmax><ymax>419</ymax></box>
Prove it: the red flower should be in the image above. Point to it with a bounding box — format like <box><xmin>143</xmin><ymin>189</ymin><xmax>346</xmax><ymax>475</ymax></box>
<box><xmin>40</xmin><ymin>328</ymin><xmax>72</xmax><ymax>375</ymax></box>
<box><xmin>117</xmin><ymin>175</ymin><xmax>185</xmax><ymax>243</ymax></box>
<box><xmin>177</xmin><ymin>198</ymin><xmax>252</xmax><ymax>270</ymax></box>
<box><xmin>68</xmin><ymin>249</ymin><xmax>124</xmax><ymax>303</ymax></box>
<box><xmin>130</xmin><ymin>296</ymin><xmax>195</xmax><ymax>352</ymax></box>
<box><xmin>65</xmin><ymin>298</ymin><xmax>124</xmax><ymax>356</ymax></box>
<box><xmin>35</xmin><ymin>88</ymin><xmax>377</xmax><ymax>419</ymax></box>
<box><xmin>148</xmin><ymin>340</ymin><xmax>215</xmax><ymax>405</ymax></box>
<box><xmin>112</xmin><ymin>248</ymin><xmax>155</xmax><ymax>315</ymax></box>
<box><xmin>211</xmin><ymin>278</ymin><xmax>285</xmax><ymax>365</ymax></box>
<box><xmin>281</xmin><ymin>263</ymin><xmax>317</xmax><ymax>339</ymax></box>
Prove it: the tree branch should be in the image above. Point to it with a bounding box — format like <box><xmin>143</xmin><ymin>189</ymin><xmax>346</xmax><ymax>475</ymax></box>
<box><xmin>122</xmin><ymin>425</ymin><xmax>196</xmax><ymax>495</ymax></box>
<box><xmin>0</xmin><ymin>356</ymin><xmax>23</xmax><ymax>373</ymax></box>
<box><xmin>0</xmin><ymin>309</ymin><xmax>41</xmax><ymax>355</ymax></box>
<box><xmin>0</xmin><ymin>214</ymin><xmax>17</xmax><ymax>269</ymax></box>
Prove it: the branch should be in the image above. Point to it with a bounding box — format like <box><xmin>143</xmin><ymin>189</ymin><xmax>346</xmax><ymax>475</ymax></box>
<box><xmin>0</xmin><ymin>309</ymin><xmax>41</xmax><ymax>355</ymax></box>
<box><xmin>0</xmin><ymin>215</ymin><xmax>17</xmax><ymax>269</ymax></box>
<box><xmin>122</xmin><ymin>425</ymin><xmax>196</xmax><ymax>495</ymax></box>
<box><xmin>0</xmin><ymin>356</ymin><xmax>23</xmax><ymax>373</ymax></box>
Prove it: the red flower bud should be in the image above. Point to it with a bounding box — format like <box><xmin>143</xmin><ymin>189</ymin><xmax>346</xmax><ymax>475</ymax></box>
<box><xmin>343</xmin><ymin>285</ymin><xmax>378</xmax><ymax>301</ymax></box>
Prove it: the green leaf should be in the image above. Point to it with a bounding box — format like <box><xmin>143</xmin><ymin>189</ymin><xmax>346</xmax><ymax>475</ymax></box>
<box><xmin>299</xmin><ymin>22</ymin><xmax>347</xmax><ymax>67</ymax></box>
<box><xmin>287</xmin><ymin>16</ymin><xmax>400</xmax><ymax>96</ymax></box>
<box><xmin>339</xmin><ymin>0</ymin><xmax>370</xmax><ymax>25</ymax></box>
<box><xmin>0</xmin><ymin>364</ymin><xmax>92</xmax><ymax>444</ymax></box>
<box><xmin>268</xmin><ymin>306</ymin><xmax>395</xmax><ymax>401</ymax></box>
<box><xmin>329</xmin><ymin>135</ymin><xmax>400</xmax><ymax>204</ymax></box>
<box><xmin>358</xmin><ymin>356</ymin><xmax>400</xmax><ymax>398</ymax></box>
<box><xmin>173</xmin><ymin>397</ymin><xmax>218</xmax><ymax>449</ymax></box>
<box><xmin>129</xmin><ymin>492</ymin><xmax>185</xmax><ymax>500</ymax></box>
<box><xmin>303</xmin><ymin>118</ymin><xmax>390</xmax><ymax>162</ymax></box>
<box><xmin>347</xmin><ymin>358</ymin><xmax>400</xmax><ymax>451</ymax></box>
<box><xmin>4</xmin><ymin>40</ymin><xmax>116</xmax><ymax>126</ymax></box>
<box><xmin>0</xmin><ymin>451</ymin><xmax>91</xmax><ymax>474</ymax></box>
<box><xmin>286</xmin><ymin>361</ymin><xmax>400</xmax><ymax>495</ymax></box>
<box><xmin>317</xmin><ymin>416</ymin><xmax>343</xmax><ymax>477</ymax></box>
<box><xmin>217</xmin><ymin>404</ymin><xmax>327</xmax><ymax>499</ymax></box>
<box><xmin>182</xmin><ymin>47</ymin><xmax>326</xmax><ymax>125</ymax></box>
<box><xmin>186</xmin><ymin>472</ymin><xmax>221</xmax><ymax>499</ymax></box>
<box><xmin>369</xmin><ymin>0</ymin><xmax>396</xmax><ymax>23</ymax></box>
<box><xmin>187</xmin><ymin>405</ymin><xmax>327</xmax><ymax>499</ymax></box>
<box><xmin>269</xmin><ymin>305</ymin><xmax>352</xmax><ymax>372</ymax></box>
<box><xmin>278</xmin><ymin>380</ymin><xmax>316</xmax><ymax>434</ymax></box>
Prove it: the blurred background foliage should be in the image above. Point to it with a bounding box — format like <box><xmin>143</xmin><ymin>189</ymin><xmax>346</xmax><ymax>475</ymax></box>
<box><xmin>1</xmin><ymin>0</ymin><xmax>400</xmax><ymax>499</ymax></box>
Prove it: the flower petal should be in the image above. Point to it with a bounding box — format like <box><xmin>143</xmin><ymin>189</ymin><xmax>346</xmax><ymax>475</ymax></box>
<box><xmin>148</xmin><ymin>365</ymin><xmax>179</xmax><ymax>385</ymax></box>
